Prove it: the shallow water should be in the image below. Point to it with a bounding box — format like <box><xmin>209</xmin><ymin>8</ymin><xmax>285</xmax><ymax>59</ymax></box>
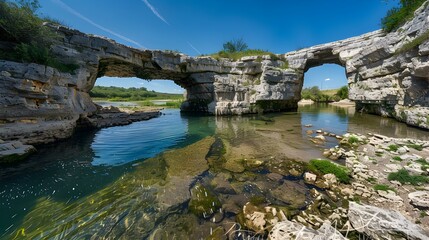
<box><xmin>0</xmin><ymin>105</ymin><xmax>427</xmax><ymax>239</ymax></box>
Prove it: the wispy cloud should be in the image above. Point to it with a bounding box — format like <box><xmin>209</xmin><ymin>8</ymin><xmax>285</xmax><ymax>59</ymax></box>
<box><xmin>325</xmin><ymin>78</ymin><xmax>331</xmax><ymax>81</ymax></box>
<box><xmin>51</xmin><ymin>0</ymin><xmax>145</xmax><ymax>49</ymax></box>
<box><xmin>187</xmin><ymin>41</ymin><xmax>201</xmax><ymax>55</ymax></box>
<box><xmin>141</xmin><ymin>0</ymin><xmax>169</xmax><ymax>25</ymax></box>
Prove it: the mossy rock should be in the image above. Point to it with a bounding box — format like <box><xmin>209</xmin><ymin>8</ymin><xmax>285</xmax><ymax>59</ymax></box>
<box><xmin>243</xmin><ymin>158</ymin><xmax>264</xmax><ymax>170</ymax></box>
<box><xmin>189</xmin><ymin>184</ymin><xmax>222</xmax><ymax>219</ymax></box>
<box><xmin>267</xmin><ymin>159</ymin><xmax>307</xmax><ymax>177</ymax></box>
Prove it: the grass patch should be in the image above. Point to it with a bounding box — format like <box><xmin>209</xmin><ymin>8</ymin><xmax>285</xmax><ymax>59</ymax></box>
<box><xmin>416</xmin><ymin>158</ymin><xmax>429</xmax><ymax>171</ymax></box>
<box><xmin>206</xmin><ymin>49</ymin><xmax>280</xmax><ymax>62</ymax></box>
<box><xmin>348</xmin><ymin>136</ymin><xmax>359</xmax><ymax>144</ymax></box>
<box><xmin>90</xmin><ymin>86</ymin><xmax>183</xmax><ymax>101</ymax></box>
<box><xmin>367</xmin><ymin>177</ymin><xmax>377</xmax><ymax>183</ymax></box>
<box><xmin>392</xmin><ymin>156</ymin><xmax>403</xmax><ymax>161</ymax></box>
<box><xmin>278</xmin><ymin>60</ymin><xmax>289</xmax><ymax>69</ymax></box>
<box><xmin>396</xmin><ymin>30</ymin><xmax>429</xmax><ymax>54</ymax></box>
<box><xmin>407</xmin><ymin>144</ymin><xmax>423</xmax><ymax>151</ymax></box>
<box><xmin>388</xmin><ymin>144</ymin><xmax>399</xmax><ymax>152</ymax></box>
<box><xmin>308</xmin><ymin>159</ymin><xmax>350</xmax><ymax>184</ymax></box>
<box><xmin>388</xmin><ymin>169</ymin><xmax>428</xmax><ymax>185</ymax></box>
<box><xmin>373</xmin><ymin>184</ymin><xmax>396</xmax><ymax>192</ymax></box>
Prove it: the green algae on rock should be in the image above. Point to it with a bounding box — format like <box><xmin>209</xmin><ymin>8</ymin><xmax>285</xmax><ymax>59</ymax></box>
<box><xmin>188</xmin><ymin>183</ymin><xmax>222</xmax><ymax>219</ymax></box>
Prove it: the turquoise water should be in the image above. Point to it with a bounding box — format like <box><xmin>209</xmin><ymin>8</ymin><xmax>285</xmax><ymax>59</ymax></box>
<box><xmin>0</xmin><ymin>105</ymin><xmax>427</xmax><ymax>238</ymax></box>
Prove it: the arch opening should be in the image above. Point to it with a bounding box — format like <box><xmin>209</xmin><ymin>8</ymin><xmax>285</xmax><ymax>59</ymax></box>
<box><xmin>301</xmin><ymin>63</ymin><xmax>348</xmax><ymax>103</ymax></box>
<box><xmin>91</xmin><ymin>77</ymin><xmax>185</xmax><ymax>109</ymax></box>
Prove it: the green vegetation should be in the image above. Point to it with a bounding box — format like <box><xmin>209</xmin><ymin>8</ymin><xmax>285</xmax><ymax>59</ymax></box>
<box><xmin>407</xmin><ymin>143</ymin><xmax>423</xmax><ymax>151</ymax></box>
<box><xmin>206</xmin><ymin>38</ymin><xmax>282</xmax><ymax>62</ymax></box>
<box><xmin>416</xmin><ymin>158</ymin><xmax>429</xmax><ymax>171</ymax></box>
<box><xmin>388</xmin><ymin>144</ymin><xmax>399</xmax><ymax>152</ymax></box>
<box><xmin>308</xmin><ymin>159</ymin><xmax>350</xmax><ymax>184</ymax></box>
<box><xmin>209</xmin><ymin>49</ymin><xmax>280</xmax><ymax>62</ymax></box>
<box><xmin>392</xmin><ymin>156</ymin><xmax>403</xmax><ymax>161</ymax></box>
<box><xmin>90</xmin><ymin>86</ymin><xmax>183</xmax><ymax>101</ymax></box>
<box><xmin>348</xmin><ymin>136</ymin><xmax>359</xmax><ymax>145</ymax></box>
<box><xmin>301</xmin><ymin>86</ymin><xmax>348</xmax><ymax>102</ymax></box>
<box><xmin>382</xmin><ymin>0</ymin><xmax>427</xmax><ymax>32</ymax></box>
<box><xmin>373</xmin><ymin>184</ymin><xmax>396</xmax><ymax>192</ymax></box>
<box><xmin>335</xmin><ymin>86</ymin><xmax>349</xmax><ymax>99</ymax></box>
<box><xmin>0</xmin><ymin>0</ymin><xmax>78</xmax><ymax>73</ymax></box>
<box><xmin>222</xmin><ymin>38</ymin><xmax>248</xmax><ymax>53</ymax></box>
<box><xmin>396</xmin><ymin>29</ymin><xmax>429</xmax><ymax>54</ymax></box>
<box><xmin>387</xmin><ymin>169</ymin><xmax>428</xmax><ymax>185</ymax></box>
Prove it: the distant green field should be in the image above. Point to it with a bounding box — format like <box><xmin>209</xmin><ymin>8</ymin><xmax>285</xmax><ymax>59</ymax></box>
<box><xmin>320</xmin><ymin>89</ymin><xmax>339</xmax><ymax>96</ymax></box>
<box><xmin>90</xmin><ymin>86</ymin><xmax>183</xmax><ymax>101</ymax></box>
<box><xmin>301</xmin><ymin>86</ymin><xmax>348</xmax><ymax>102</ymax></box>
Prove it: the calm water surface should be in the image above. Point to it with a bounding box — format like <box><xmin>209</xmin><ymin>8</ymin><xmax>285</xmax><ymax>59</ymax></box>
<box><xmin>0</xmin><ymin>105</ymin><xmax>427</xmax><ymax>239</ymax></box>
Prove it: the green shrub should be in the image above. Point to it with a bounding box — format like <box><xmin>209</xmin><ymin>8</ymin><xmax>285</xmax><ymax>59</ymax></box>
<box><xmin>301</xmin><ymin>86</ymin><xmax>339</xmax><ymax>102</ymax></box>
<box><xmin>388</xmin><ymin>144</ymin><xmax>399</xmax><ymax>152</ymax></box>
<box><xmin>382</xmin><ymin>0</ymin><xmax>427</xmax><ymax>32</ymax></box>
<box><xmin>348</xmin><ymin>136</ymin><xmax>359</xmax><ymax>144</ymax></box>
<box><xmin>308</xmin><ymin>159</ymin><xmax>350</xmax><ymax>184</ymax></box>
<box><xmin>0</xmin><ymin>0</ymin><xmax>78</xmax><ymax>73</ymax></box>
<box><xmin>335</xmin><ymin>86</ymin><xmax>348</xmax><ymax>99</ymax></box>
<box><xmin>392</xmin><ymin>156</ymin><xmax>403</xmax><ymax>161</ymax></box>
<box><xmin>387</xmin><ymin>169</ymin><xmax>428</xmax><ymax>185</ymax></box>
<box><xmin>223</xmin><ymin>38</ymin><xmax>248</xmax><ymax>53</ymax></box>
<box><xmin>373</xmin><ymin>184</ymin><xmax>396</xmax><ymax>192</ymax></box>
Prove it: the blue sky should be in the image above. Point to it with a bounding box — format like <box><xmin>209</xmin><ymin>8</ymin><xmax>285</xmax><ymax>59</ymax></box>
<box><xmin>38</xmin><ymin>0</ymin><xmax>399</xmax><ymax>93</ymax></box>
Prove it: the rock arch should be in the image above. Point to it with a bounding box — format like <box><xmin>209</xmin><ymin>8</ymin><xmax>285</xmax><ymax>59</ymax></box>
<box><xmin>1</xmin><ymin>3</ymin><xmax>429</xmax><ymax>145</ymax></box>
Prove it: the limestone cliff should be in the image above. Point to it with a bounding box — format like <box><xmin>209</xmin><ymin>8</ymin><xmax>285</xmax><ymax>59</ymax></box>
<box><xmin>1</xmin><ymin>2</ymin><xmax>429</xmax><ymax>144</ymax></box>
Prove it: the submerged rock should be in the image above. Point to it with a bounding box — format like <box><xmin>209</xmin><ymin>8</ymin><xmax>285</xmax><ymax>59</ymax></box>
<box><xmin>0</xmin><ymin>140</ymin><xmax>36</xmax><ymax>163</ymax></box>
<box><xmin>189</xmin><ymin>183</ymin><xmax>222</xmax><ymax>219</ymax></box>
<box><xmin>238</xmin><ymin>202</ymin><xmax>288</xmax><ymax>234</ymax></box>
<box><xmin>271</xmin><ymin>181</ymin><xmax>307</xmax><ymax>209</ymax></box>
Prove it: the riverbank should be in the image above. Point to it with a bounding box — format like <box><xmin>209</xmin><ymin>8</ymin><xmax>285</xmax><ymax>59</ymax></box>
<box><xmin>266</xmin><ymin>132</ymin><xmax>429</xmax><ymax>238</ymax></box>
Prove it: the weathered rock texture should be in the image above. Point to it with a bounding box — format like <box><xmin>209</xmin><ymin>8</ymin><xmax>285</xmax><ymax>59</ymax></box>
<box><xmin>348</xmin><ymin>202</ymin><xmax>429</xmax><ymax>240</ymax></box>
<box><xmin>1</xmin><ymin>2</ymin><xmax>429</xmax><ymax>143</ymax></box>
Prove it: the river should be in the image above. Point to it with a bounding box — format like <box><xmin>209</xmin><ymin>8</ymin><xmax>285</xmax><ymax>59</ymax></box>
<box><xmin>0</xmin><ymin>104</ymin><xmax>427</xmax><ymax>239</ymax></box>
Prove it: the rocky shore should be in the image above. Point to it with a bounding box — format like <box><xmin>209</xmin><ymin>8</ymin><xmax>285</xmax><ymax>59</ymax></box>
<box><xmin>264</xmin><ymin>131</ymin><xmax>429</xmax><ymax>239</ymax></box>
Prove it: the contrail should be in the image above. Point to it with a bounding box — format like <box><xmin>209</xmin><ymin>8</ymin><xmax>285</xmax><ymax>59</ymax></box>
<box><xmin>141</xmin><ymin>0</ymin><xmax>169</xmax><ymax>25</ymax></box>
<box><xmin>187</xmin><ymin>41</ymin><xmax>202</xmax><ymax>55</ymax></box>
<box><xmin>51</xmin><ymin>0</ymin><xmax>145</xmax><ymax>49</ymax></box>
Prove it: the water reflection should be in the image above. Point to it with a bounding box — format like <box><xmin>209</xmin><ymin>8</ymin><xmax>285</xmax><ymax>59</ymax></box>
<box><xmin>0</xmin><ymin>109</ymin><xmax>215</xmax><ymax>237</ymax></box>
<box><xmin>0</xmin><ymin>105</ymin><xmax>428</xmax><ymax>238</ymax></box>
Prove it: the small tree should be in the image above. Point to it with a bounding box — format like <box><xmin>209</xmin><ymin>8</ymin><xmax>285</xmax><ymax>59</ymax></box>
<box><xmin>222</xmin><ymin>38</ymin><xmax>248</xmax><ymax>53</ymax></box>
<box><xmin>335</xmin><ymin>86</ymin><xmax>348</xmax><ymax>99</ymax></box>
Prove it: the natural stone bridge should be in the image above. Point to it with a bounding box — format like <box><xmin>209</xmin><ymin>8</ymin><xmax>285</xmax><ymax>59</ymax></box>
<box><xmin>1</xmin><ymin>3</ymin><xmax>429</xmax><ymax>144</ymax></box>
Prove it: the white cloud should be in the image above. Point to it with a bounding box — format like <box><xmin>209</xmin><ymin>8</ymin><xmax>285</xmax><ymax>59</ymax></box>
<box><xmin>325</xmin><ymin>78</ymin><xmax>331</xmax><ymax>81</ymax></box>
<box><xmin>51</xmin><ymin>0</ymin><xmax>145</xmax><ymax>49</ymax></box>
<box><xmin>187</xmin><ymin>41</ymin><xmax>201</xmax><ymax>55</ymax></box>
<box><xmin>141</xmin><ymin>0</ymin><xmax>169</xmax><ymax>25</ymax></box>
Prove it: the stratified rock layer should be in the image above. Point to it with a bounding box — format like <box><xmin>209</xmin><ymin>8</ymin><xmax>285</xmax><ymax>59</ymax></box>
<box><xmin>1</xmin><ymin>3</ymin><xmax>429</xmax><ymax>144</ymax></box>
